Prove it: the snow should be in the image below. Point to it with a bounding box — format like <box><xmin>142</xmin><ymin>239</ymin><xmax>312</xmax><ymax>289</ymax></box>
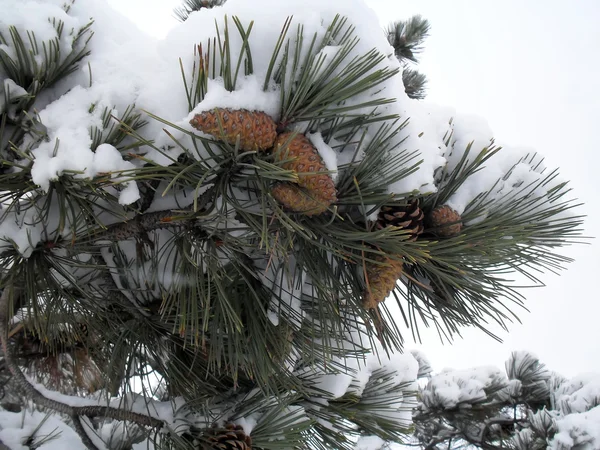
<box><xmin>0</xmin><ymin>1</ymin><xmax>79</xmax><ymax>66</ymax></box>
<box><xmin>420</xmin><ymin>365</ymin><xmax>507</xmax><ymax>409</ymax></box>
<box><xmin>355</xmin><ymin>435</ymin><xmax>386</xmax><ymax>450</ymax></box>
<box><xmin>30</xmin><ymin>380</ymin><xmax>184</xmax><ymax>428</ymax></box>
<box><xmin>554</xmin><ymin>374</ymin><xmax>600</xmax><ymax>414</ymax></box>
<box><xmin>410</xmin><ymin>349</ymin><xmax>433</xmax><ymax>378</ymax></box>
<box><xmin>549</xmin><ymin>406</ymin><xmax>600</xmax><ymax>450</ymax></box>
<box><xmin>309</xmin><ymin>132</ymin><xmax>338</xmax><ymax>182</ymax></box>
<box><xmin>0</xmin><ymin>408</ymin><xmax>85</xmax><ymax>450</ymax></box>
<box><xmin>310</xmin><ymin>372</ymin><xmax>355</xmax><ymax>399</ymax></box>
<box><xmin>416</xmin><ymin>354</ymin><xmax>600</xmax><ymax>450</ymax></box>
<box><xmin>188</xmin><ymin>76</ymin><xmax>281</xmax><ymax>121</ymax></box>
<box><xmin>27</xmin><ymin>83</ymin><xmax>139</xmax><ymax>201</ymax></box>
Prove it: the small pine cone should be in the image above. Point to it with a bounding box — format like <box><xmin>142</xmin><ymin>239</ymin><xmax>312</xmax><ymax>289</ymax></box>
<box><xmin>376</xmin><ymin>199</ymin><xmax>424</xmax><ymax>241</ymax></box>
<box><xmin>362</xmin><ymin>256</ymin><xmax>404</xmax><ymax>309</ymax></box>
<box><xmin>190</xmin><ymin>108</ymin><xmax>277</xmax><ymax>151</ymax></box>
<box><xmin>271</xmin><ymin>183</ymin><xmax>330</xmax><ymax>216</ymax></box>
<box><xmin>203</xmin><ymin>423</ymin><xmax>252</xmax><ymax>450</ymax></box>
<box><xmin>428</xmin><ymin>205</ymin><xmax>462</xmax><ymax>237</ymax></box>
<box><xmin>274</xmin><ymin>132</ymin><xmax>337</xmax><ymax>204</ymax></box>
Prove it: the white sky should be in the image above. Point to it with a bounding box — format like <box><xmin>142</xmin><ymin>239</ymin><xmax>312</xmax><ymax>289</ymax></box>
<box><xmin>107</xmin><ymin>0</ymin><xmax>600</xmax><ymax>377</ymax></box>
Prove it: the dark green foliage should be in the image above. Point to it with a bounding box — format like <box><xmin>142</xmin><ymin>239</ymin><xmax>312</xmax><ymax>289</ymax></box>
<box><xmin>385</xmin><ymin>15</ymin><xmax>431</xmax><ymax>100</ymax></box>
<box><xmin>402</xmin><ymin>68</ymin><xmax>427</xmax><ymax>100</ymax></box>
<box><xmin>174</xmin><ymin>0</ymin><xmax>228</xmax><ymax>22</ymax></box>
<box><xmin>386</xmin><ymin>15</ymin><xmax>431</xmax><ymax>63</ymax></box>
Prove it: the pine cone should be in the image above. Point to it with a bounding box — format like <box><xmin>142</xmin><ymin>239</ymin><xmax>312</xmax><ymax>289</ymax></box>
<box><xmin>190</xmin><ymin>108</ymin><xmax>277</xmax><ymax>151</ymax></box>
<box><xmin>376</xmin><ymin>199</ymin><xmax>424</xmax><ymax>241</ymax></box>
<box><xmin>274</xmin><ymin>132</ymin><xmax>337</xmax><ymax>204</ymax></box>
<box><xmin>427</xmin><ymin>205</ymin><xmax>462</xmax><ymax>237</ymax></box>
<box><xmin>203</xmin><ymin>423</ymin><xmax>252</xmax><ymax>450</ymax></box>
<box><xmin>271</xmin><ymin>183</ymin><xmax>330</xmax><ymax>216</ymax></box>
<box><xmin>362</xmin><ymin>256</ymin><xmax>404</xmax><ymax>309</ymax></box>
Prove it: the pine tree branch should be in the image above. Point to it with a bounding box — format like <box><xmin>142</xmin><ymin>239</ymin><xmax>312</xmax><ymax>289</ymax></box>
<box><xmin>80</xmin><ymin>186</ymin><xmax>216</xmax><ymax>245</ymax></box>
<box><xmin>70</xmin><ymin>414</ymin><xmax>100</xmax><ymax>450</ymax></box>
<box><xmin>174</xmin><ymin>0</ymin><xmax>226</xmax><ymax>22</ymax></box>
<box><xmin>424</xmin><ymin>430</ymin><xmax>461</xmax><ymax>450</ymax></box>
<box><xmin>402</xmin><ymin>68</ymin><xmax>427</xmax><ymax>100</ymax></box>
<box><xmin>479</xmin><ymin>416</ymin><xmax>528</xmax><ymax>443</ymax></box>
<box><xmin>0</xmin><ymin>287</ymin><xmax>164</xmax><ymax>430</ymax></box>
<box><xmin>386</xmin><ymin>16</ymin><xmax>430</xmax><ymax>63</ymax></box>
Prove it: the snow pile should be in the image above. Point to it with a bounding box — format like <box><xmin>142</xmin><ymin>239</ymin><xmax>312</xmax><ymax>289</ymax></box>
<box><xmin>548</xmin><ymin>374</ymin><xmax>600</xmax><ymax>450</ymax></box>
<box><xmin>0</xmin><ymin>407</ymin><xmax>85</xmax><ymax>450</ymax></box>
<box><xmin>355</xmin><ymin>435</ymin><xmax>386</xmax><ymax>450</ymax></box>
<box><xmin>0</xmin><ymin>1</ymin><xmax>79</xmax><ymax>66</ymax></box>
<box><xmin>419</xmin><ymin>365</ymin><xmax>507</xmax><ymax>409</ymax></box>
<box><xmin>309</xmin><ymin>132</ymin><xmax>339</xmax><ymax>182</ymax></box>
<box><xmin>550</xmin><ymin>406</ymin><xmax>600</xmax><ymax>450</ymax></box>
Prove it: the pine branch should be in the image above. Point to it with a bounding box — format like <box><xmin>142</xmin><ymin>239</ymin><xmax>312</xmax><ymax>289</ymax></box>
<box><xmin>271</xmin><ymin>15</ymin><xmax>400</xmax><ymax>125</ymax></box>
<box><xmin>402</xmin><ymin>68</ymin><xmax>428</xmax><ymax>100</ymax></box>
<box><xmin>70</xmin><ymin>414</ymin><xmax>99</xmax><ymax>450</ymax></box>
<box><xmin>0</xmin><ymin>17</ymin><xmax>93</xmax><ymax>158</ymax></box>
<box><xmin>386</xmin><ymin>16</ymin><xmax>431</xmax><ymax>63</ymax></box>
<box><xmin>174</xmin><ymin>0</ymin><xmax>227</xmax><ymax>22</ymax></box>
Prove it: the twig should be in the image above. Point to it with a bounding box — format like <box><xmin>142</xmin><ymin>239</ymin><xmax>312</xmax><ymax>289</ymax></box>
<box><xmin>479</xmin><ymin>415</ymin><xmax>528</xmax><ymax>443</ymax></box>
<box><xmin>82</xmin><ymin>186</ymin><xmax>216</xmax><ymax>244</ymax></box>
<box><xmin>71</xmin><ymin>414</ymin><xmax>100</xmax><ymax>450</ymax></box>
<box><xmin>8</xmin><ymin>323</ymin><xmax>23</xmax><ymax>339</ymax></box>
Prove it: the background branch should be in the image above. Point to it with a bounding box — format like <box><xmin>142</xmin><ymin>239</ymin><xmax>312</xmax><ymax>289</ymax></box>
<box><xmin>0</xmin><ymin>287</ymin><xmax>164</xmax><ymax>431</ymax></box>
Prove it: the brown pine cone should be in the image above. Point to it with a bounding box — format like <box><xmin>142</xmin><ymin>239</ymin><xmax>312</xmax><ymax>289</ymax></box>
<box><xmin>203</xmin><ymin>423</ymin><xmax>252</xmax><ymax>450</ymax></box>
<box><xmin>427</xmin><ymin>205</ymin><xmax>462</xmax><ymax>237</ymax></box>
<box><xmin>376</xmin><ymin>199</ymin><xmax>424</xmax><ymax>241</ymax></box>
<box><xmin>190</xmin><ymin>108</ymin><xmax>277</xmax><ymax>151</ymax></box>
<box><xmin>271</xmin><ymin>183</ymin><xmax>331</xmax><ymax>216</ymax></box>
<box><xmin>274</xmin><ymin>132</ymin><xmax>337</xmax><ymax>205</ymax></box>
<box><xmin>362</xmin><ymin>256</ymin><xmax>404</xmax><ymax>309</ymax></box>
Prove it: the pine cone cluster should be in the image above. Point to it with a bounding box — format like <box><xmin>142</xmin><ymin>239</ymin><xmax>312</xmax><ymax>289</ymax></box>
<box><xmin>190</xmin><ymin>109</ymin><xmax>337</xmax><ymax>216</ymax></box>
<box><xmin>362</xmin><ymin>202</ymin><xmax>466</xmax><ymax>308</ymax></box>
<box><xmin>190</xmin><ymin>108</ymin><xmax>277</xmax><ymax>152</ymax></box>
<box><xmin>362</xmin><ymin>256</ymin><xmax>404</xmax><ymax>309</ymax></box>
<box><xmin>202</xmin><ymin>423</ymin><xmax>252</xmax><ymax>450</ymax></box>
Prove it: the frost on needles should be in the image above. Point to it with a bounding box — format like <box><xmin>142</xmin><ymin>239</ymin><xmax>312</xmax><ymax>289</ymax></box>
<box><xmin>0</xmin><ymin>0</ymin><xmax>585</xmax><ymax>449</ymax></box>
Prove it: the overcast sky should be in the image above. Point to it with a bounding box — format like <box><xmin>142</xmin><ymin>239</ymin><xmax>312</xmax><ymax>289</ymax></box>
<box><xmin>107</xmin><ymin>0</ymin><xmax>600</xmax><ymax>377</ymax></box>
